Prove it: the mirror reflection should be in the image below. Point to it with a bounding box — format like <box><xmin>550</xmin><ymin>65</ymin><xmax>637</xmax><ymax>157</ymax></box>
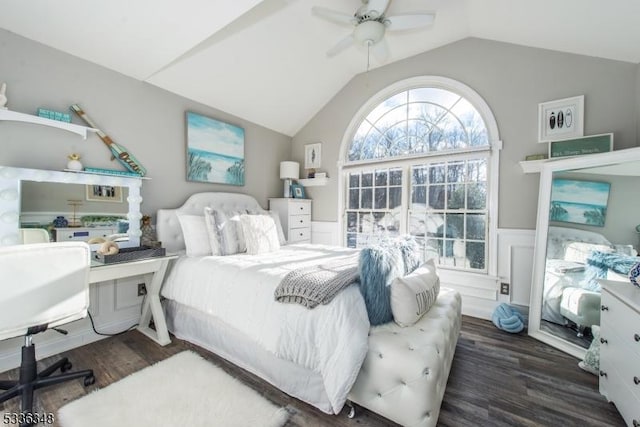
<box><xmin>20</xmin><ymin>181</ymin><xmax>129</xmax><ymax>243</ymax></box>
<box><xmin>539</xmin><ymin>162</ymin><xmax>640</xmax><ymax>349</ymax></box>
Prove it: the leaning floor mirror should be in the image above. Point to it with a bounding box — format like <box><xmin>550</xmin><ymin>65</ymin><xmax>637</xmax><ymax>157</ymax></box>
<box><xmin>528</xmin><ymin>147</ymin><xmax>640</xmax><ymax>358</ymax></box>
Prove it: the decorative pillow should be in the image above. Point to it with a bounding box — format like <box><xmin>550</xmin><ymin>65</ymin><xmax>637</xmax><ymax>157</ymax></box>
<box><xmin>240</xmin><ymin>214</ymin><xmax>281</xmax><ymax>255</ymax></box>
<box><xmin>212</xmin><ymin>209</ymin><xmax>247</xmax><ymax>255</ymax></box>
<box><xmin>203</xmin><ymin>207</ymin><xmax>221</xmax><ymax>256</ymax></box>
<box><xmin>579</xmin><ymin>325</ymin><xmax>600</xmax><ymax>375</ymax></box>
<box><xmin>394</xmin><ymin>235</ymin><xmax>421</xmax><ymax>274</ymax></box>
<box><xmin>268</xmin><ymin>211</ymin><xmax>287</xmax><ymax>245</ymax></box>
<box><xmin>563</xmin><ymin>242</ymin><xmax>613</xmax><ymax>264</ymax></box>
<box><xmin>358</xmin><ymin>242</ymin><xmax>405</xmax><ymax>326</ymax></box>
<box><xmin>391</xmin><ymin>259</ymin><xmax>440</xmax><ymax>327</ymax></box>
<box><xmin>177</xmin><ymin>214</ymin><xmax>211</xmax><ymax>257</ymax></box>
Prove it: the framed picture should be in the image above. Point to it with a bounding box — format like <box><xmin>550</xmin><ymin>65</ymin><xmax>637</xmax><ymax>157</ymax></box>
<box><xmin>538</xmin><ymin>95</ymin><xmax>584</xmax><ymax>142</ymax></box>
<box><xmin>304</xmin><ymin>143</ymin><xmax>322</xmax><ymax>169</ymax></box>
<box><xmin>86</xmin><ymin>185</ymin><xmax>122</xmax><ymax>203</ymax></box>
<box><xmin>549</xmin><ymin>179</ymin><xmax>610</xmax><ymax>227</ymax></box>
<box><xmin>549</xmin><ymin>133</ymin><xmax>613</xmax><ymax>158</ymax></box>
<box><xmin>291</xmin><ymin>184</ymin><xmax>306</xmax><ymax>199</ymax></box>
<box><xmin>186</xmin><ymin>111</ymin><xmax>245</xmax><ymax>185</ymax></box>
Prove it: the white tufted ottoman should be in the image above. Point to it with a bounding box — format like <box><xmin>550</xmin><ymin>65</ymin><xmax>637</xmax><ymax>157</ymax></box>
<box><xmin>348</xmin><ymin>287</ymin><xmax>462</xmax><ymax>427</ymax></box>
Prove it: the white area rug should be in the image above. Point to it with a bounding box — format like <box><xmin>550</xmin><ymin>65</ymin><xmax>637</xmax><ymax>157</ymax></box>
<box><xmin>58</xmin><ymin>351</ymin><xmax>289</xmax><ymax>427</ymax></box>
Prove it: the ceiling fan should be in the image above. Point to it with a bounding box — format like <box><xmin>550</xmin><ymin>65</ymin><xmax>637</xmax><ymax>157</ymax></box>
<box><xmin>312</xmin><ymin>0</ymin><xmax>435</xmax><ymax>64</ymax></box>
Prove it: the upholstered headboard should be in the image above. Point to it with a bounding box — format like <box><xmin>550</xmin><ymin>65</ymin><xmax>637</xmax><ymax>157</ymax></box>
<box><xmin>156</xmin><ymin>192</ymin><xmax>264</xmax><ymax>253</ymax></box>
<box><xmin>546</xmin><ymin>226</ymin><xmax>612</xmax><ymax>259</ymax></box>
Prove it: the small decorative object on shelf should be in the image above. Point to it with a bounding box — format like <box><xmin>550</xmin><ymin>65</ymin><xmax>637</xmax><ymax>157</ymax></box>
<box><xmin>67</xmin><ymin>199</ymin><xmax>83</xmax><ymax>227</ymax></box>
<box><xmin>82</xmin><ymin>167</ymin><xmax>144</xmax><ymax>178</ymax></box>
<box><xmin>0</xmin><ymin>82</ymin><xmax>7</xmax><ymax>109</ymax></box>
<box><xmin>140</xmin><ymin>214</ymin><xmax>158</xmax><ymax>246</ymax></box>
<box><xmin>291</xmin><ymin>183</ymin><xmax>306</xmax><ymax>199</ymax></box>
<box><xmin>315</xmin><ymin>172</ymin><xmax>327</xmax><ymax>179</ymax></box>
<box><xmin>52</xmin><ymin>216</ymin><xmax>68</xmax><ymax>228</ymax></box>
<box><xmin>307</xmin><ymin>168</ymin><xmax>316</xmax><ymax>178</ymax></box>
<box><xmin>524</xmin><ymin>153</ymin><xmax>547</xmax><ymax>161</ymax></box>
<box><xmin>38</xmin><ymin>108</ymin><xmax>71</xmax><ymax>123</ymax></box>
<box><xmin>66</xmin><ymin>153</ymin><xmax>83</xmax><ymax>171</ymax></box>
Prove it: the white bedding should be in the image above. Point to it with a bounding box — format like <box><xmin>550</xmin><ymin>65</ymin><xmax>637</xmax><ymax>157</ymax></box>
<box><xmin>161</xmin><ymin>243</ymin><xmax>370</xmax><ymax>413</ymax></box>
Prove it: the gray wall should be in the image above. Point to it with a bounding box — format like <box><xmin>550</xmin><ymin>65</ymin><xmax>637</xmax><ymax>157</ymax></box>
<box><xmin>0</xmin><ymin>29</ymin><xmax>291</xmax><ymax>218</ymax></box>
<box><xmin>292</xmin><ymin>38</ymin><xmax>639</xmax><ymax>228</ymax></box>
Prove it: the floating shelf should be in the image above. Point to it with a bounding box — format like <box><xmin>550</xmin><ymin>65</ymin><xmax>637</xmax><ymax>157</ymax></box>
<box><xmin>0</xmin><ymin>109</ymin><xmax>98</xmax><ymax>139</ymax></box>
<box><xmin>63</xmin><ymin>169</ymin><xmax>151</xmax><ymax>180</ymax></box>
<box><xmin>298</xmin><ymin>177</ymin><xmax>329</xmax><ymax>187</ymax></box>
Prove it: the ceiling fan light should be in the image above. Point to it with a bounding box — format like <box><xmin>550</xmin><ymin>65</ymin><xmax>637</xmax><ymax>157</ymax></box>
<box><xmin>353</xmin><ymin>20</ymin><xmax>385</xmax><ymax>45</ymax></box>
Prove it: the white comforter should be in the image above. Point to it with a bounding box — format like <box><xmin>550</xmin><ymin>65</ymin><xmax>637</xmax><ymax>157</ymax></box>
<box><xmin>161</xmin><ymin>243</ymin><xmax>370</xmax><ymax>413</ymax></box>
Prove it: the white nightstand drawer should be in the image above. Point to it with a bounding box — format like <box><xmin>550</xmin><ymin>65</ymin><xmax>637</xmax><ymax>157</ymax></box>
<box><xmin>289</xmin><ymin>200</ymin><xmax>310</xmax><ymax>215</ymax></box>
<box><xmin>289</xmin><ymin>227</ymin><xmax>310</xmax><ymax>242</ymax></box>
<box><xmin>600</xmin><ymin>323</ymin><xmax>640</xmax><ymax>399</ymax></box>
<box><xmin>601</xmin><ymin>289</ymin><xmax>640</xmax><ymax>354</ymax></box>
<box><xmin>54</xmin><ymin>227</ymin><xmax>116</xmax><ymax>242</ymax></box>
<box><xmin>289</xmin><ymin>214</ymin><xmax>310</xmax><ymax>229</ymax></box>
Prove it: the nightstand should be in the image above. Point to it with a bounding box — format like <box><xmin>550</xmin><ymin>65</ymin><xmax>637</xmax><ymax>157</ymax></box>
<box><xmin>268</xmin><ymin>198</ymin><xmax>311</xmax><ymax>243</ymax></box>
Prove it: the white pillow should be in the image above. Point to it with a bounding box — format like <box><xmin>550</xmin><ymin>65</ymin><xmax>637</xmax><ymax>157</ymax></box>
<box><xmin>177</xmin><ymin>214</ymin><xmax>211</xmax><ymax>257</ymax></box>
<box><xmin>391</xmin><ymin>259</ymin><xmax>440</xmax><ymax>327</ymax></box>
<box><xmin>240</xmin><ymin>214</ymin><xmax>280</xmax><ymax>255</ymax></box>
<box><xmin>563</xmin><ymin>241</ymin><xmax>613</xmax><ymax>264</ymax></box>
<box><xmin>212</xmin><ymin>209</ymin><xmax>246</xmax><ymax>255</ymax></box>
<box><xmin>203</xmin><ymin>207</ymin><xmax>221</xmax><ymax>256</ymax></box>
<box><xmin>268</xmin><ymin>211</ymin><xmax>287</xmax><ymax>245</ymax></box>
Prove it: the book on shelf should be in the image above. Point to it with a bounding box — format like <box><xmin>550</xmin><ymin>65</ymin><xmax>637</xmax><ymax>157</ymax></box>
<box><xmin>83</xmin><ymin>167</ymin><xmax>143</xmax><ymax>177</ymax></box>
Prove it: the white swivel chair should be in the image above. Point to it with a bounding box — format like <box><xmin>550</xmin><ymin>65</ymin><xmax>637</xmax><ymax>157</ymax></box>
<box><xmin>0</xmin><ymin>242</ymin><xmax>95</xmax><ymax>421</ymax></box>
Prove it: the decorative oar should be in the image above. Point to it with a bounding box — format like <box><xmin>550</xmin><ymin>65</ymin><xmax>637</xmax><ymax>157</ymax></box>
<box><xmin>70</xmin><ymin>104</ymin><xmax>146</xmax><ymax>176</ymax></box>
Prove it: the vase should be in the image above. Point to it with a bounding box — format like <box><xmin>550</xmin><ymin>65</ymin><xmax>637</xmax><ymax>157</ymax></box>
<box><xmin>67</xmin><ymin>159</ymin><xmax>83</xmax><ymax>171</ymax></box>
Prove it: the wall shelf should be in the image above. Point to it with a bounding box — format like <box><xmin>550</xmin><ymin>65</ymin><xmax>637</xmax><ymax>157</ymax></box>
<box><xmin>519</xmin><ymin>159</ymin><xmax>549</xmax><ymax>174</ymax></box>
<box><xmin>0</xmin><ymin>109</ymin><xmax>98</xmax><ymax>139</ymax></box>
<box><xmin>298</xmin><ymin>177</ymin><xmax>329</xmax><ymax>187</ymax></box>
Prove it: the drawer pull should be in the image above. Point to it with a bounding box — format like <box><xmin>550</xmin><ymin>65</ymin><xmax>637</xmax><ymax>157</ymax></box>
<box><xmin>599</xmin><ymin>337</ymin><xmax>608</xmax><ymax>344</ymax></box>
<box><xmin>299</xmin><ymin>206</ymin><xmax>304</xmax><ymax>210</ymax></box>
<box><xmin>599</xmin><ymin>370</ymin><xmax>607</xmax><ymax>378</ymax></box>
<box><xmin>635</xmin><ymin>333</ymin><xmax>640</xmax><ymax>342</ymax></box>
<box><xmin>600</xmin><ymin>305</ymin><xmax>608</xmax><ymax>311</ymax></box>
<box><xmin>634</xmin><ymin>376</ymin><xmax>640</xmax><ymax>385</ymax></box>
<box><xmin>299</xmin><ymin>220</ymin><xmax>303</xmax><ymax>223</ymax></box>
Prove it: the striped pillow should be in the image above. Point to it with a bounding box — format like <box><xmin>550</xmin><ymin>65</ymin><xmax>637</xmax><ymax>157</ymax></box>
<box><xmin>212</xmin><ymin>209</ymin><xmax>247</xmax><ymax>255</ymax></box>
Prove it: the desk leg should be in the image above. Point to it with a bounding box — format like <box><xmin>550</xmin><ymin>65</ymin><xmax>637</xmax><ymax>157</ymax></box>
<box><xmin>137</xmin><ymin>259</ymin><xmax>171</xmax><ymax>345</ymax></box>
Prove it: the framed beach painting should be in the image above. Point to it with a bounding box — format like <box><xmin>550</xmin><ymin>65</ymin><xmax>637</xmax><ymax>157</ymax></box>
<box><xmin>549</xmin><ymin>179</ymin><xmax>610</xmax><ymax>227</ymax></box>
<box><xmin>186</xmin><ymin>112</ymin><xmax>245</xmax><ymax>185</ymax></box>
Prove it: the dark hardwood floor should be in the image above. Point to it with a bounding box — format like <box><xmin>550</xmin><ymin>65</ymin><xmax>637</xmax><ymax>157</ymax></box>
<box><xmin>1</xmin><ymin>316</ymin><xmax>624</xmax><ymax>426</ymax></box>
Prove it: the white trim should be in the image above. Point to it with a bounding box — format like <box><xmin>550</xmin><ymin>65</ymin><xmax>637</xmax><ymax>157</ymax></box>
<box><xmin>337</xmin><ymin>76</ymin><xmax>502</xmax><ymax>276</ymax></box>
<box><xmin>310</xmin><ymin>221</ymin><xmax>339</xmax><ymax>246</ymax></box>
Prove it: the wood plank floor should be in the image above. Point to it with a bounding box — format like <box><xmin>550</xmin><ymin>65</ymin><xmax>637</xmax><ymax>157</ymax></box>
<box><xmin>1</xmin><ymin>316</ymin><xmax>624</xmax><ymax>426</ymax></box>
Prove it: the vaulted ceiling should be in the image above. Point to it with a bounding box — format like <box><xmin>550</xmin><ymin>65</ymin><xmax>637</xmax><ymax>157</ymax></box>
<box><xmin>1</xmin><ymin>0</ymin><xmax>638</xmax><ymax>136</ymax></box>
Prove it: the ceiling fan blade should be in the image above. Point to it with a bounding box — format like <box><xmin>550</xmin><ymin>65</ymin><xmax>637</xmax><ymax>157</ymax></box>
<box><xmin>312</xmin><ymin>6</ymin><xmax>356</xmax><ymax>26</ymax></box>
<box><xmin>385</xmin><ymin>13</ymin><xmax>435</xmax><ymax>31</ymax></box>
<box><xmin>371</xmin><ymin>38</ymin><xmax>390</xmax><ymax>63</ymax></box>
<box><xmin>326</xmin><ymin>34</ymin><xmax>355</xmax><ymax>57</ymax></box>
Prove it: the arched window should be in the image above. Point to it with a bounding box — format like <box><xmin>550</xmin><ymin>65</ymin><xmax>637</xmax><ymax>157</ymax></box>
<box><xmin>340</xmin><ymin>77</ymin><xmax>500</xmax><ymax>273</ymax></box>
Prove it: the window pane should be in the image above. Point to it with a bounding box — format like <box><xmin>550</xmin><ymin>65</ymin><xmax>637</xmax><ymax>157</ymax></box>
<box><xmin>467</xmin><ymin>159</ymin><xmax>487</xmax><ymax>182</ymax></box>
<box><xmin>347</xmin><ymin>212</ymin><xmax>357</xmax><ymax>232</ymax></box>
<box><xmin>412</xmin><ymin>186</ymin><xmax>426</xmax><ymax>206</ymax></box>
<box><xmin>374</xmin><ymin>188</ymin><xmax>387</xmax><ymax>209</ymax></box>
<box><xmin>390</xmin><ymin>169</ymin><xmax>402</xmax><ymax>185</ymax></box>
<box><xmin>362</xmin><ymin>173</ymin><xmax>373</xmax><ymax>187</ymax></box>
<box><xmin>429</xmin><ymin>164</ymin><xmax>446</xmax><ymax>183</ymax></box>
<box><xmin>389</xmin><ymin>187</ymin><xmax>401</xmax><ymax>209</ymax></box>
<box><xmin>349</xmin><ymin>189</ymin><xmax>359</xmax><ymax>209</ymax></box>
<box><xmin>428</xmin><ymin>185</ymin><xmax>445</xmax><ymax>209</ymax></box>
<box><xmin>467</xmin><ymin>183</ymin><xmax>487</xmax><ymax>210</ymax></box>
<box><xmin>361</xmin><ymin>189</ymin><xmax>372</xmax><ymax>209</ymax></box>
<box><xmin>466</xmin><ymin>214</ymin><xmax>486</xmax><ymax>240</ymax></box>
<box><xmin>375</xmin><ymin>170</ymin><xmax>388</xmax><ymax>186</ymax></box>
<box><xmin>349</xmin><ymin>173</ymin><xmax>360</xmax><ymax>188</ymax></box>
<box><xmin>409</xmin><ymin>212</ymin><xmax>425</xmax><ymax>236</ymax></box>
<box><xmin>445</xmin><ymin>213</ymin><xmax>464</xmax><ymax>238</ymax></box>
<box><xmin>412</xmin><ymin>166</ymin><xmax>427</xmax><ymax>185</ymax></box>
<box><xmin>447</xmin><ymin>162</ymin><xmax>465</xmax><ymax>183</ymax></box>
<box><xmin>447</xmin><ymin>184</ymin><xmax>465</xmax><ymax>209</ymax></box>
<box><xmin>467</xmin><ymin>242</ymin><xmax>485</xmax><ymax>269</ymax></box>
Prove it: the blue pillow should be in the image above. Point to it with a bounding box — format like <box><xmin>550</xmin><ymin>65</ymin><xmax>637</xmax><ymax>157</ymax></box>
<box><xmin>491</xmin><ymin>303</ymin><xmax>525</xmax><ymax>333</ymax></box>
<box><xmin>358</xmin><ymin>236</ymin><xmax>421</xmax><ymax>326</ymax></box>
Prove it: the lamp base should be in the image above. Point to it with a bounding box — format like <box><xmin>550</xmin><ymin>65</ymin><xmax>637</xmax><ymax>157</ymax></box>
<box><xmin>283</xmin><ymin>179</ymin><xmax>292</xmax><ymax>198</ymax></box>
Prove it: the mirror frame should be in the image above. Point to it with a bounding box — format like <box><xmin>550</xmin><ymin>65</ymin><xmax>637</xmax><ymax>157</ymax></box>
<box><xmin>0</xmin><ymin>166</ymin><xmax>143</xmax><ymax>248</ymax></box>
<box><xmin>528</xmin><ymin>147</ymin><xmax>640</xmax><ymax>358</ymax></box>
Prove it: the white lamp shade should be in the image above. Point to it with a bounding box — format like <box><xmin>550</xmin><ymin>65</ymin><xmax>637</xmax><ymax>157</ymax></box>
<box><xmin>280</xmin><ymin>161</ymin><xmax>299</xmax><ymax>180</ymax></box>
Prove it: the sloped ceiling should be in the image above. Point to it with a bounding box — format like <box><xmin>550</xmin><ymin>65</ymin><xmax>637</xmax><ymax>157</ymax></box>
<box><xmin>1</xmin><ymin>0</ymin><xmax>638</xmax><ymax>136</ymax></box>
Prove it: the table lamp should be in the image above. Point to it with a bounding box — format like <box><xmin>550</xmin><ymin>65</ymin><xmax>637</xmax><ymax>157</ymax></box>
<box><xmin>280</xmin><ymin>161</ymin><xmax>299</xmax><ymax>198</ymax></box>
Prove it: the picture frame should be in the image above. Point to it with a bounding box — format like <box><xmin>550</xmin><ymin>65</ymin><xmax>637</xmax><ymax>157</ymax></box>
<box><xmin>549</xmin><ymin>133</ymin><xmax>613</xmax><ymax>158</ymax></box>
<box><xmin>550</xmin><ymin>178</ymin><xmax>610</xmax><ymax>227</ymax></box>
<box><xmin>291</xmin><ymin>184</ymin><xmax>306</xmax><ymax>199</ymax></box>
<box><xmin>186</xmin><ymin>111</ymin><xmax>245</xmax><ymax>185</ymax></box>
<box><xmin>304</xmin><ymin>143</ymin><xmax>322</xmax><ymax>169</ymax></box>
<box><xmin>86</xmin><ymin>185</ymin><xmax>123</xmax><ymax>203</ymax></box>
<box><xmin>538</xmin><ymin>95</ymin><xmax>584</xmax><ymax>143</ymax></box>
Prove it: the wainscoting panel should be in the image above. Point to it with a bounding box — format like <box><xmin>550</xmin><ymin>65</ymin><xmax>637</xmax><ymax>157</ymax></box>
<box><xmin>311</xmin><ymin>221</ymin><xmax>340</xmax><ymax>246</ymax></box>
<box><xmin>497</xmin><ymin>229</ymin><xmax>536</xmax><ymax>307</ymax></box>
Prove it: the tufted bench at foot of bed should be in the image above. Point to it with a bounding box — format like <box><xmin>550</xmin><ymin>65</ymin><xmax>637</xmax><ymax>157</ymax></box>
<box><xmin>348</xmin><ymin>287</ymin><xmax>462</xmax><ymax>427</ymax></box>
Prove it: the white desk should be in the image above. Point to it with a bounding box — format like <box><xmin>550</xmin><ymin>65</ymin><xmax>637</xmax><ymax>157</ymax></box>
<box><xmin>90</xmin><ymin>254</ymin><xmax>178</xmax><ymax>346</ymax></box>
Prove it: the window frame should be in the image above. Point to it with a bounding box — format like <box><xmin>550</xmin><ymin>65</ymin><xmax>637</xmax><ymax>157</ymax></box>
<box><xmin>337</xmin><ymin>76</ymin><xmax>502</xmax><ymax>276</ymax></box>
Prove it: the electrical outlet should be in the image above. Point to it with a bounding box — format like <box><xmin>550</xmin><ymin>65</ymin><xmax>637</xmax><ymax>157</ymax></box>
<box><xmin>500</xmin><ymin>282</ymin><xmax>510</xmax><ymax>295</ymax></box>
<box><xmin>137</xmin><ymin>283</ymin><xmax>147</xmax><ymax>296</ymax></box>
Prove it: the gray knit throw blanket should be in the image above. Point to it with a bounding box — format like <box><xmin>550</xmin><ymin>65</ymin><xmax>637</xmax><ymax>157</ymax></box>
<box><xmin>274</xmin><ymin>254</ymin><xmax>359</xmax><ymax>309</ymax></box>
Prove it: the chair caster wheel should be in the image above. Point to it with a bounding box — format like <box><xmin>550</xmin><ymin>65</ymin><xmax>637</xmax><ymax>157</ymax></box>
<box><xmin>61</xmin><ymin>361</ymin><xmax>72</xmax><ymax>372</ymax></box>
<box><xmin>84</xmin><ymin>375</ymin><xmax>95</xmax><ymax>387</ymax></box>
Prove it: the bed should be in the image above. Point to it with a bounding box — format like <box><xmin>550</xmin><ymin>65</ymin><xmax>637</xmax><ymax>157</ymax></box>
<box><xmin>156</xmin><ymin>192</ymin><xmax>461</xmax><ymax>426</ymax></box>
<box><xmin>542</xmin><ymin>226</ymin><xmax>636</xmax><ymax>333</ymax></box>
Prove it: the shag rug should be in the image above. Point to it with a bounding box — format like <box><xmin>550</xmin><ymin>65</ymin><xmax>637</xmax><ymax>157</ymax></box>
<box><xmin>58</xmin><ymin>351</ymin><xmax>290</xmax><ymax>427</ymax></box>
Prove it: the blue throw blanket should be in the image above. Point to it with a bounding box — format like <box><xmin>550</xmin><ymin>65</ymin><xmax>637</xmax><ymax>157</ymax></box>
<box><xmin>582</xmin><ymin>251</ymin><xmax>639</xmax><ymax>291</ymax></box>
